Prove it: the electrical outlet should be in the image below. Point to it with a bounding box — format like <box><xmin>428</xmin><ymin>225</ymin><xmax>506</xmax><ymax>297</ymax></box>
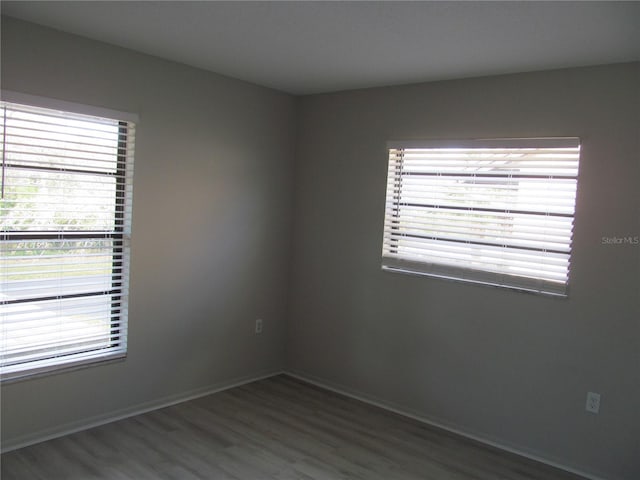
<box><xmin>255</xmin><ymin>318</ymin><xmax>263</xmax><ymax>334</ymax></box>
<box><xmin>585</xmin><ymin>392</ymin><xmax>600</xmax><ymax>414</ymax></box>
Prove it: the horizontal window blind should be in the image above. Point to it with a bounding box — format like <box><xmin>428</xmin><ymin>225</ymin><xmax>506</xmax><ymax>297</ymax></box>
<box><xmin>1</xmin><ymin>100</ymin><xmax>135</xmax><ymax>381</ymax></box>
<box><xmin>382</xmin><ymin>138</ymin><xmax>580</xmax><ymax>296</ymax></box>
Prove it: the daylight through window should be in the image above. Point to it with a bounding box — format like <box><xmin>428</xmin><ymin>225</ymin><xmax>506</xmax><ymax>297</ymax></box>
<box><xmin>382</xmin><ymin>138</ymin><xmax>580</xmax><ymax>296</ymax></box>
<box><xmin>1</xmin><ymin>99</ymin><xmax>135</xmax><ymax>381</ymax></box>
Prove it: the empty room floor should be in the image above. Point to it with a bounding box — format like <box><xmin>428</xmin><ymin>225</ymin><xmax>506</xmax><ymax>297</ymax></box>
<box><xmin>1</xmin><ymin>375</ymin><xmax>587</xmax><ymax>480</ymax></box>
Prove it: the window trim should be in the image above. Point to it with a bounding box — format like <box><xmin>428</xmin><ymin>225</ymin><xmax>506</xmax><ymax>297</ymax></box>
<box><xmin>382</xmin><ymin>137</ymin><xmax>580</xmax><ymax>297</ymax></box>
<box><xmin>1</xmin><ymin>90</ymin><xmax>139</xmax><ymax>124</ymax></box>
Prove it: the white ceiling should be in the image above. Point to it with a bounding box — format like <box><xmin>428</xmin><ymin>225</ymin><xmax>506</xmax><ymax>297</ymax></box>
<box><xmin>2</xmin><ymin>1</ymin><xmax>639</xmax><ymax>95</ymax></box>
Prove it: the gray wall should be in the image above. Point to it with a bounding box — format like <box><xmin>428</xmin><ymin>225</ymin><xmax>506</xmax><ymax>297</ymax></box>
<box><xmin>288</xmin><ymin>64</ymin><xmax>640</xmax><ymax>480</ymax></box>
<box><xmin>1</xmin><ymin>17</ymin><xmax>294</xmax><ymax>446</ymax></box>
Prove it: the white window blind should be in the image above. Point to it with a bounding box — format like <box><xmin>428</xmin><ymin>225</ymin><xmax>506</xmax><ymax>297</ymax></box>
<box><xmin>1</xmin><ymin>100</ymin><xmax>135</xmax><ymax>381</ymax></box>
<box><xmin>382</xmin><ymin>138</ymin><xmax>580</xmax><ymax>296</ymax></box>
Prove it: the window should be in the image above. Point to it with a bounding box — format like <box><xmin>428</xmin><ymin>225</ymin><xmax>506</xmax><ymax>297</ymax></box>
<box><xmin>1</xmin><ymin>95</ymin><xmax>136</xmax><ymax>381</ymax></box>
<box><xmin>382</xmin><ymin>138</ymin><xmax>580</xmax><ymax>297</ymax></box>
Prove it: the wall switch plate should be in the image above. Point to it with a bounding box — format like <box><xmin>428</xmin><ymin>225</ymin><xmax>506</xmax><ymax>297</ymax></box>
<box><xmin>255</xmin><ymin>318</ymin><xmax>263</xmax><ymax>334</ymax></box>
<box><xmin>586</xmin><ymin>392</ymin><xmax>600</xmax><ymax>414</ymax></box>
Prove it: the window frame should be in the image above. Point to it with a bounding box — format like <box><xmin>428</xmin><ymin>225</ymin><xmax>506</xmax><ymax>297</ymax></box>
<box><xmin>0</xmin><ymin>92</ymin><xmax>137</xmax><ymax>382</ymax></box>
<box><xmin>381</xmin><ymin>137</ymin><xmax>581</xmax><ymax>297</ymax></box>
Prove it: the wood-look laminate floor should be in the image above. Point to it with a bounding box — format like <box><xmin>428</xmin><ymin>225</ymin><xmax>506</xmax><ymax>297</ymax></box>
<box><xmin>2</xmin><ymin>374</ymin><xmax>586</xmax><ymax>480</ymax></box>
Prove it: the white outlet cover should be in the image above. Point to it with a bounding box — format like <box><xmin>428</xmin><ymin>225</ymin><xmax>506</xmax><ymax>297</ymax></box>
<box><xmin>585</xmin><ymin>392</ymin><xmax>600</xmax><ymax>414</ymax></box>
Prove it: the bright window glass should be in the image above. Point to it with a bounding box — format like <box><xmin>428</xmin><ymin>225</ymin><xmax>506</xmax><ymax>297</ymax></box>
<box><xmin>1</xmin><ymin>100</ymin><xmax>135</xmax><ymax>381</ymax></box>
<box><xmin>382</xmin><ymin>138</ymin><xmax>580</xmax><ymax>296</ymax></box>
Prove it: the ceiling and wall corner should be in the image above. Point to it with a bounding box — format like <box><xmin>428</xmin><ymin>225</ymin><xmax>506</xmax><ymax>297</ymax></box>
<box><xmin>1</xmin><ymin>1</ymin><xmax>639</xmax><ymax>95</ymax></box>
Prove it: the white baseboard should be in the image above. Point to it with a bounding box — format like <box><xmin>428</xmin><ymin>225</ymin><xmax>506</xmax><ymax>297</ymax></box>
<box><xmin>284</xmin><ymin>369</ymin><xmax>614</xmax><ymax>480</ymax></box>
<box><xmin>1</xmin><ymin>369</ymin><xmax>284</xmax><ymax>453</ymax></box>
